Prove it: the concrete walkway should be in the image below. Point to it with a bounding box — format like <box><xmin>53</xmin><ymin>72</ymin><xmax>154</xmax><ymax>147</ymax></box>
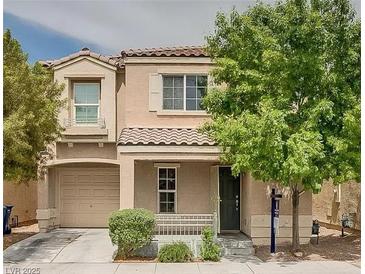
<box><xmin>3</xmin><ymin>229</ymin><xmax>361</xmax><ymax>274</ymax></box>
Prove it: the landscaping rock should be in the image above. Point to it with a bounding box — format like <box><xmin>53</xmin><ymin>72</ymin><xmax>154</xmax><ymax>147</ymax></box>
<box><xmin>294</xmin><ymin>251</ymin><xmax>304</xmax><ymax>257</ymax></box>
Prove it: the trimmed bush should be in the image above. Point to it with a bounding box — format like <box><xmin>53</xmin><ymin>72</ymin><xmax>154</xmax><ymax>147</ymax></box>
<box><xmin>108</xmin><ymin>208</ymin><xmax>155</xmax><ymax>259</ymax></box>
<box><xmin>158</xmin><ymin>242</ymin><xmax>193</xmax><ymax>263</ymax></box>
<box><xmin>200</xmin><ymin>227</ymin><xmax>221</xmax><ymax>261</ymax></box>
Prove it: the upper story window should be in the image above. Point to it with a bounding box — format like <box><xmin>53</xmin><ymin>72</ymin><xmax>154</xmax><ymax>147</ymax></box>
<box><xmin>74</xmin><ymin>83</ymin><xmax>100</xmax><ymax>124</ymax></box>
<box><xmin>162</xmin><ymin>75</ymin><xmax>207</xmax><ymax>111</ymax></box>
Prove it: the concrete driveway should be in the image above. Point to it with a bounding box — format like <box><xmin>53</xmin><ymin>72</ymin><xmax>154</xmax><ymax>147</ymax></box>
<box><xmin>3</xmin><ymin>229</ymin><xmax>361</xmax><ymax>274</ymax></box>
<box><xmin>4</xmin><ymin>228</ymin><xmax>116</xmax><ymax>264</ymax></box>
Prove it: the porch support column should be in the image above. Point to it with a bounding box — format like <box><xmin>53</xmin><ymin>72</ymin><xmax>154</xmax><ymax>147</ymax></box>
<box><xmin>37</xmin><ymin>169</ymin><xmax>51</xmax><ymax>232</ymax></box>
<box><xmin>120</xmin><ymin>156</ymin><xmax>135</xmax><ymax>209</ymax></box>
<box><xmin>210</xmin><ymin>165</ymin><xmax>220</xmax><ymax>234</ymax></box>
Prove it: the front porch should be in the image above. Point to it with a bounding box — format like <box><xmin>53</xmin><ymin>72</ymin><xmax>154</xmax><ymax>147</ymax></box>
<box><xmin>127</xmin><ymin>155</ymin><xmax>253</xmax><ymax>257</ymax></box>
<box><xmin>124</xmin><ymin>156</ymin><xmax>244</xmax><ymax>237</ymax></box>
<box><xmin>137</xmin><ymin>213</ymin><xmax>254</xmax><ymax>258</ymax></box>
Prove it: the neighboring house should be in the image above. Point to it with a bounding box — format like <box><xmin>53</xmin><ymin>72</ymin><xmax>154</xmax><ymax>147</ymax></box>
<box><xmin>37</xmin><ymin>46</ymin><xmax>312</xmax><ymax>245</ymax></box>
<box><xmin>313</xmin><ymin>181</ymin><xmax>360</xmax><ymax>230</ymax></box>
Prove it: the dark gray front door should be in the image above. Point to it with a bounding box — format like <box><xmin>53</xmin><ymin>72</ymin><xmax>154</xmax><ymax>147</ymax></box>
<box><xmin>219</xmin><ymin>167</ymin><xmax>240</xmax><ymax>230</ymax></box>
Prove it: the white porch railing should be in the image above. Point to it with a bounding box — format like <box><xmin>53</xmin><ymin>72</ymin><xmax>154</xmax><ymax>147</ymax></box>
<box><xmin>155</xmin><ymin>213</ymin><xmax>217</xmax><ymax>237</ymax></box>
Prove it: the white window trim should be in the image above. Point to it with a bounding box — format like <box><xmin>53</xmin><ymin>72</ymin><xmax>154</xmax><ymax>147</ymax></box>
<box><xmin>161</xmin><ymin>74</ymin><xmax>207</xmax><ymax>112</ymax></box>
<box><xmin>73</xmin><ymin>82</ymin><xmax>101</xmax><ymax>126</ymax></box>
<box><xmin>157</xmin><ymin>167</ymin><xmax>178</xmax><ymax>214</ymax></box>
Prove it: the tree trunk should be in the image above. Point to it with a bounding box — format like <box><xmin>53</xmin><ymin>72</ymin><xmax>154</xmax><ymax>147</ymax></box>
<box><xmin>292</xmin><ymin>186</ymin><xmax>300</xmax><ymax>252</ymax></box>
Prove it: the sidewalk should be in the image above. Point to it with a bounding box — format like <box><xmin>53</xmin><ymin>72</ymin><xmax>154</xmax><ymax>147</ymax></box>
<box><xmin>4</xmin><ymin>260</ymin><xmax>360</xmax><ymax>274</ymax></box>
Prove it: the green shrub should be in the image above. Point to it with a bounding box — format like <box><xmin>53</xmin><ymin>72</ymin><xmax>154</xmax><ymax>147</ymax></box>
<box><xmin>108</xmin><ymin>208</ymin><xmax>155</xmax><ymax>259</ymax></box>
<box><xmin>200</xmin><ymin>227</ymin><xmax>221</xmax><ymax>261</ymax></box>
<box><xmin>158</xmin><ymin>242</ymin><xmax>193</xmax><ymax>263</ymax></box>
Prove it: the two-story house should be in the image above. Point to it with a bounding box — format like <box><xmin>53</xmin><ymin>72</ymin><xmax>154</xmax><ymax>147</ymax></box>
<box><xmin>37</xmin><ymin>46</ymin><xmax>312</xmax><ymax>245</ymax></box>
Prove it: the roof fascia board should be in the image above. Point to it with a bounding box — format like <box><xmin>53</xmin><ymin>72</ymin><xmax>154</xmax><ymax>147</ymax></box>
<box><xmin>53</xmin><ymin>56</ymin><xmax>117</xmax><ymax>71</ymax></box>
<box><xmin>124</xmin><ymin>56</ymin><xmax>213</xmax><ymax>65</ymax></box>
<box><xmin>118</xmin><ymin>145</ymin><xmax>220</xmax><ymax>154</ymax></box>
<box><xmin>63</xmin><ymin>73</ymin><xmax>105</xmax><ymax>79</ymax></box>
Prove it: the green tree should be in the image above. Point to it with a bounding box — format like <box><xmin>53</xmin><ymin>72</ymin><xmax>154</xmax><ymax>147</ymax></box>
<box><xmin>4</xmin><ymin>29</ymin><xmax>64</xmax><ymax>183</ymax></box>
<box><xmin>203</xmin><ymin>0</ymin><xmax>360</xmax><ymax>251</ymax></box>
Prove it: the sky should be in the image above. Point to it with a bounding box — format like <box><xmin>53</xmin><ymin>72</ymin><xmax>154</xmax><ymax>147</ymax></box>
<box><xmin>4</xmin><ymin>0</ymin><xmax>361</xmax><ymax>64</ymax></box>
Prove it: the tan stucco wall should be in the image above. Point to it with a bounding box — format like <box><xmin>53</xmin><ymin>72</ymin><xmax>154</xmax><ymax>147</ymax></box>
<box><xmin>240</xmin><ymin>173</ymin><xmax>252</xmax><ymax>236</ymax></box>
<box><xmin>48</xmin><ymin>168</ymin><xmax>56</xmax><ymax>208</ymax></box>
<box><xmin>134</xmin><ymin>161</ymin><xmax>213</xmax><ymax>213</ymax></box>
<box><xmin>54</xmin><ymin>58</ymin><xmax>117</xmax><ymax>141</ymax></box>
<box><xmin>116</xmin><ymin>72</ymin><xmax>126</xmax><ymax>136</ymax></box>
<box><xmin>56</xmin><ymin>143</ymin><xmax>117</xmax><ymax>160</ymax></box>
<box><xmin>54</xmin><ymin>59</ymin><xmax>216</xmax><ymax>144</ymax></box>
<box><xmin>241</xmin><ymin>174</ymin><xmax>312</xmax><ymax>245</ymax></box>
<box><xmin>248</xmin><ymin>179</ymin><xmax>312</xmax><ymax>215</ymax></box>
<box><xmin>313</xmin><ymin>181</ymin><xmax>360</xmax><ymax>229</ymax></box>
<box><xmin>119</xmin><ymin>64</ymin><xmax>213</xmax><ymax>129</ymax></box>
<box><xmin>4</xmin><ymin>181</ymin><xmax>38</xmax><ymax>223</ymax></box>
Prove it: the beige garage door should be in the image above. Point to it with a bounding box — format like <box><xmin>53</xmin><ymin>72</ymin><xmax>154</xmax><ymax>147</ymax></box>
<box><xmin>60</xmin><ymin>167</ymin><xmax>120</xmax><ymax>227</ymax></box>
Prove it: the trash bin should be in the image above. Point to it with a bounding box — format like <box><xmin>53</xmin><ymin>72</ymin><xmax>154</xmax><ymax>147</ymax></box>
<box><xmin>3</xmin><ymin>205</ymin><xmax>14</xmax><ymax>234</ymax></box>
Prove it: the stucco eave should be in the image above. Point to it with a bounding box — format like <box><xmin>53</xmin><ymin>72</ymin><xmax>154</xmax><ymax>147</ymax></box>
<box><xmin>45</xmin><ymin>158</ymin><xmax>120</xmax><ymax>167</ymax></box>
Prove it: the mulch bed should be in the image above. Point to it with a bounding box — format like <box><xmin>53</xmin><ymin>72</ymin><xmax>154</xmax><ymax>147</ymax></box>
<box><xmin>15</xmin><ymin>219</ymin><xmax>38</xmax><ymax>227</ymax></box>
<box><xmin>255</xmin><ymin>227</ymin><xmax>360</xmax><ymax>264</ymax></box>
<box><xmin>114</xmin><ymin>256</ymin><xmax>158</xmax><ymax>263</ymax></box>
<box><xmin>113</xmin><ymin>255</ymin><xmax>204</xmax><ymax>263</ymax></box>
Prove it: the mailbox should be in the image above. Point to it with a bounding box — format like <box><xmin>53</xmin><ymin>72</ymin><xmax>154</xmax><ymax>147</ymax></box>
<box><xmin>312</xmin><ymin>219</ymin><xmax>320</xmax><ymax>244</ymax></box>
<box><xmin>312</xmin><ymin>219</ymin><xmax>320</xmax><ymax>235</ymax></box>
<box><xmin>341</xmin><ymin>213</ymin><xmax>353</xmax><ymax>237</ymax></box>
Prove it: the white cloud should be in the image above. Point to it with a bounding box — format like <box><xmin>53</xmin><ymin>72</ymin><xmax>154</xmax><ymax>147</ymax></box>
<box><xmin>4</xmin><ymin>0</ymin><xmax>361</xmax><ymax>54</ymax></box>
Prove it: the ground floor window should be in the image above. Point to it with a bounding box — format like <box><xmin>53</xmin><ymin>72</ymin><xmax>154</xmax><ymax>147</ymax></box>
<box><xmin>158</xmin><ymin>167</ymin><xmax>177</xmax><ymax>213</ymax></box>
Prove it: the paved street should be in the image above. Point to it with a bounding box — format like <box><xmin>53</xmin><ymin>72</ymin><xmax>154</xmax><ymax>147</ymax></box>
<box><xmin>3</xmin><ymin>229</ymin><xmax>361</xmax><ymax>274</ymax></box>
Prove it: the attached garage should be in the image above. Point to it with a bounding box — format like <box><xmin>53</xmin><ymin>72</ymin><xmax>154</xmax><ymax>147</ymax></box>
<box><xmin>59</xmin><ymin>167</ymin><xmax>120</xmax><ymax>227</ymax></box>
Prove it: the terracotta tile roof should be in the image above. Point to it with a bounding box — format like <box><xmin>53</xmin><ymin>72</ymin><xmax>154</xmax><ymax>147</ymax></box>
<box><xmin>39</xmin><ymin>47</ymin><xmax>123</xmax><ymax>68</ymax></box>
<box><xmin>40</xmin><ymin>46</ymin><xmax>208</xmax><ymax>69</ymax></box>
<box><xmin>118</xmin><ymin>128</ymin><xmax>215</xmax><ymax>146</ymax></box>
<box><xmin>121</xmin><ymin>46</ymin><xmax>208</xmax><ymax>57</ymax></box>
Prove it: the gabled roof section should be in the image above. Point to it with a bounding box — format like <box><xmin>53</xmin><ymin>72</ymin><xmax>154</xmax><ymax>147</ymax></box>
<box><xmin>118</xmin><ymin>128</ymin><xmax>216</xmax><ymax>146</ymax></box>
<box><xmin>39</xmin><ymin>47</ymin><xmax>124</xmax><ymax>69</ymax></box>
<box><xmin>121</xmin><ymin>46</ymin><xmax>208</xmax><ymax>58</ymax></box>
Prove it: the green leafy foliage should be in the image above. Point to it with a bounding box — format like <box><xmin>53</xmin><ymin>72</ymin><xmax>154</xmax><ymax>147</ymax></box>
<box><xmin>4</xmin><ymin>29</ymin><xmax>65</xmax><ymax>182</ymax></box>
<box><xmin>108</xmin><ymin>208</ymin><xmax>155</xmax><ymax>259</ymax></box>
<box><xmin>158</xmin><ymin>242</ymin><xmax>193</xmax><ymax>263</ymax></box>
<box><xmin>202</xmin><ymin>0</ymin><xmax>360</xmax><ymax>250</ymax></box>
<box><xmin>200</xmin><ymin>227</ymin><xmax>221</xmax><ymax>261</ymax></box>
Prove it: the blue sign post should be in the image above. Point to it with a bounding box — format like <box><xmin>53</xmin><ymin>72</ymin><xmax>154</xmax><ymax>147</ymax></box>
<box><xmin>270</xmin><ymin>188</ymin><xmax>282</xmax><ymax>254</ymax></box>
<box><xmin>270</xmin><ymin>189</ymin><xmax>276</xmax><ymax>253</ymax></box>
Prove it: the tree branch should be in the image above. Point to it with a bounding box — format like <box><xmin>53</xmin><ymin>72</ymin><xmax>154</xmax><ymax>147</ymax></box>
<box><xmin>299</xmin><ymin>189</ymin><xmax>306</xmax><ymax>197</ymax></box>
